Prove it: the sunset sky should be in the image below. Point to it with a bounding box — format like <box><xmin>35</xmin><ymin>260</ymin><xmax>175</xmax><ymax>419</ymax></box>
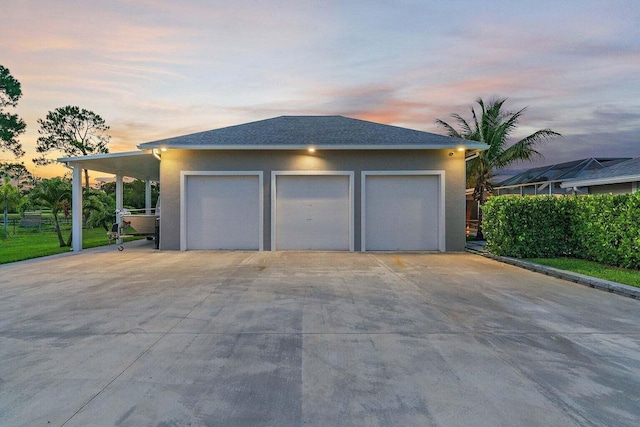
<box><xmin>1</xmin><ymin>0</ymin><xmax>639</xmax><ymax>179</ymax></box>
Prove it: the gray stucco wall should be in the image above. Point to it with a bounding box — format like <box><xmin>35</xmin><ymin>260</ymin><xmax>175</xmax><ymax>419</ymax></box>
<box><xmin>159</xmin><ymin>149</ymin><xmax>466</xmax><ymax>251</ymax></box>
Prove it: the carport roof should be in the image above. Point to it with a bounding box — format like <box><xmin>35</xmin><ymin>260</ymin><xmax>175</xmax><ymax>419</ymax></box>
<box><xmin>58</xmin><ymin>151</ymin><xmax>160</xmax><ymax>181</ymax></box>
<box><xmin>138</xmin><ymin>115</ymin><xmax>488</xmax><ymax>151</ymax></box>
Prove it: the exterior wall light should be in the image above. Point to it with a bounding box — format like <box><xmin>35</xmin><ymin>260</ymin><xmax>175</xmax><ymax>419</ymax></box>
<box><xmin>308</xmin><ymin>148</ymin><xmax>316</xmax><ymax>153</ymax></box>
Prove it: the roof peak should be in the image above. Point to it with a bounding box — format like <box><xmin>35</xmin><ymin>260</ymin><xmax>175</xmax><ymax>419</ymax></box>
<box><xmin>138</xmin><ymin>115</ymin><xmax>488</xmax><ymax>151</ymax></box>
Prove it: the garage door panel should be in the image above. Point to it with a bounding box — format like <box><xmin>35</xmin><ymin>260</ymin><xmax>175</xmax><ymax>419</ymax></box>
<box><xmin>275</xmin><ymin>175</ymin><xmax>350</xmax><ymax>250</ymax></box>
<box><xmin>365</xmin><ymin>175</ymin><xmax>440</xmax><ymax>251</ymax></box>
<box><xmin>186</xmin><ymin>175</ymin><xmax>260</xmax><ymax>250</ymax></box>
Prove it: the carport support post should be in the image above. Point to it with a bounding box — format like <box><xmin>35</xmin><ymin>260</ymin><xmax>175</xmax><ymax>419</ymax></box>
<box><xmin>115</xmin><ymin>175</ymin><xmax>123</xmax><ymax>241</ymax></box>
<box><xmin>145</xmin><ymin>179</ymin><xmax>152</xmax><ymax>214</ymax></box>
<box><xmin>71</xmin><ymin>164</ymin><xmax>83</xmax><ymax>252</ymax></box>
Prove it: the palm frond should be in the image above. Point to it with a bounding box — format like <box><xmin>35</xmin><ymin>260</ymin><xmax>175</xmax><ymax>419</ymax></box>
<box><xmin>434</xmin><ymin>119</ymin><xmax>461</xmax><ymax>138</ymax></box>
<box><xmin>497</xmin><ymin>128</ymin><xmax>562</xmax><ymax>167</ymax></box>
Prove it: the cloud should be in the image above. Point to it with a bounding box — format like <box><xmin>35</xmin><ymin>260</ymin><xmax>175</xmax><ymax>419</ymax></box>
<box><xmin>96</xmin><ymin>63</ymin><xmax>186</xmax><ymax>83</ymax></box>
<box><xmin>108</xmin><ymin>118</ymin><xmax>209</xmax><ymax>151</ymax></box>
<box><xmin>3</xmin><ymin>0</ymin><xmax>639</xmax><ymax>180</ymax></box>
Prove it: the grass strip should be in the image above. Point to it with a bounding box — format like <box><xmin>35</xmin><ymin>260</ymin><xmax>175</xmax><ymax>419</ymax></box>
<box><xmin>0</xmin><ymin>227</ymin><xmax>141</xmax><ymax>264</ymax></box>
<box><xmin>526</xmin><ymin>257</ymin><xmax>640</xmax><ymax>288</ymax></box>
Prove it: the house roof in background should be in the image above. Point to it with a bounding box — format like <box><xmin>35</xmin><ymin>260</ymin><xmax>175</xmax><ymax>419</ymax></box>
<box><xmin>138</xmin><ymin>115</ymin><xmax>488</xmax><ymax>151</ymax></box>
<box><xmin>560</xmin><ymin>157</ymin><xmax>640</xmax><ymax>188</ymax></box>
<box><xmin>496</xmin><ymin>158</ymin><xmax>631</xmax><ymax>188</ymax></box>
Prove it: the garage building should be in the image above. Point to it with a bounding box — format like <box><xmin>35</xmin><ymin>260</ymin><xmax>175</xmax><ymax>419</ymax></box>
<box><xmin>61</xmin><ymin>116</ymin><xmax>487</xmax><ymax>252</ymax></box>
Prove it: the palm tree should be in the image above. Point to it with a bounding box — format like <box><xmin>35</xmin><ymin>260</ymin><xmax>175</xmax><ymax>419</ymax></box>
<box><xmin>1</xmin><ymin>177</ymin><xmax>20</xmax><ymax>236</ymax></box>
<box><xmin>437</xmin><ymin>98</ymin><xmax>561</xmax><ymax>239</ymax></box>
<box><xmin>83</xmin><ymin>188</ymin><xmax>115</xmax><ymax>231</ymax></box>
<box><xmin>29</xmin><ymin>177</ymin><xmax>72</xmax><ymax>247</ymax></box>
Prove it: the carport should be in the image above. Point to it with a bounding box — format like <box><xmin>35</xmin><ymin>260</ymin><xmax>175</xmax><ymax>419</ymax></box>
<box><xmin>58</xmin><ymin>151</ymin><xmax>160</xmax><ymax>252</ymax></box>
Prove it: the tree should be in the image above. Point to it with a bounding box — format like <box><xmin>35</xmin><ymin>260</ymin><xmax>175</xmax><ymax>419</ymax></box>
<box><xmin>29</xmin><ymin>177</ymin><xmax>72</xmax><ymax>247</ymax></box>
<box><xmin>0</xmin><ymin>65</ymin><xmax>26</xmax><ymax>158</ymax></box>
<box><xmin>0</xmin><ymin>162</ymin><xmax>37</xmax><ymax>194</ymax></box>
<box><xmin>437</xmin><ymin>98</ymin><xmax>561</xmax><ymax>239</ymax></box>
<box><xmin>101</xmin><ymin>179</ymin><xmax>159</xmax><ymax>209</ymax></box>
<box><xmin>1</xmin><ymin>177</ymin><xmax>21</xmax><ymax>234</ymax></box>
<box><xmin>33</xmin><ymin>106</ymin><xmax>110</xmax><ymax>188</ymax></box>
<box><xmin>84</xmin><ymin>188</ymin><xmax>115</xmax><ymax>231</ymax></box>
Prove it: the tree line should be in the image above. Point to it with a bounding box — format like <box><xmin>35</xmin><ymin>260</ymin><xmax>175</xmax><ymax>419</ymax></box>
<box><xmin>1</xmin><ymin>175</ymin><xmax>159</xmax><ymax>245</ymax></box>
<box><xmin>1</xmin><ymin>64</ymin><xmax>161</xmax><ymax>244</ymax></box>
<box><xmin>1</xmin><ymin>64</ymin><xmax>110</xmax><ymax>189</ymax></box>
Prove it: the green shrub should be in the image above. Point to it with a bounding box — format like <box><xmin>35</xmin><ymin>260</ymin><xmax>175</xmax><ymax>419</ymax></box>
<box><xmin>483</xmin><ymin>196</ymin><xmax>577</xmax><ymax>258</ymax></box>
<box><xmin>573</xmin><ymin>193</ymin><xmax>640</xmax><ymax>269</ymax></box>
<box><xmin>482</xmin><ymin>192</ymin><xmax>640</xmax><ymax>269</ymax></box>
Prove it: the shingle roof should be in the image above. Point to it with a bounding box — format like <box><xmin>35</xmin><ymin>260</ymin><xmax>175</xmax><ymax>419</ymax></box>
<box><xmin>560</xmin><ymin>157</ymin><xmax>640</xmax><ymax>188</ymax></box>
<box><xmin>138</xmin><ymin>115</ymin><xmax>487</xmax><ymax>150</ymax></box>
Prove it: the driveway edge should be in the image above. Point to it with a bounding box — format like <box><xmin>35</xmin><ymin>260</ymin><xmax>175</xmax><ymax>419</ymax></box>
<box><xmin>466</xmin><ymin>246</ymin><xmax>640</xmax><ymax>300</ymax></box>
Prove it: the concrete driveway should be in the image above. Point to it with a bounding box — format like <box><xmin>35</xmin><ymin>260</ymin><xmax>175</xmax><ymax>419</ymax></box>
<box><xmin>1</xmin><ymin>244</ymin><xmax>639</xmax><ymax>427</ymax></box>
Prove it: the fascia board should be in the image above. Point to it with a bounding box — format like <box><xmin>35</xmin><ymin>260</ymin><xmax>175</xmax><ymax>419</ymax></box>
<box><xmin>560</xmin><ymin>175</ymin><xmax>640</xmax><ymax>188</ymax></box>
<box><xmin>57</xmin><ymin>151</ymin><xmax>148</xmax><ymax>163</ymax></box>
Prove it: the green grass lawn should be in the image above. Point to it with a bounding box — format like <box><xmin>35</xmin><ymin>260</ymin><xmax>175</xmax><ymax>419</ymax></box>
<box><xmin>0</xmin><ymin>226</ymin><xmax>140</xmax><ymax>264</ymax></box>
<box><xmin>526</xmin><ymin>257</ymin><xmax>640</xmax><ymax>288</ymax></box>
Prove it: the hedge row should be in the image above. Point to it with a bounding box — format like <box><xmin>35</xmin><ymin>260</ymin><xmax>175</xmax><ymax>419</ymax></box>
<box><xmin>482</xmin><ymin>192</ymin><xmax>640</xmax><ymax>269</ymax></box>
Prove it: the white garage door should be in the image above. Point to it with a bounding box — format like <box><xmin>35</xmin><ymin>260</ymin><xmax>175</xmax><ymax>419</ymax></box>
<box><xmin>274</xmin><ymin>175</ymin><xmax>351</xmax><ymax>250</ymax></box>
<box><xmin>364</xmin><ymin>174</ymin><xmax>442</xmax><ymax>251</ymax></box>
<box><xmin>184</xmin><ymin>174</ymin><xmax>261</xmax><ymax>250</ymax></box>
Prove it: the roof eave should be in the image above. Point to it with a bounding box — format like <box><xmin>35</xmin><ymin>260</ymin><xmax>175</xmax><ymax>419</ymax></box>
<box><xmin>57</xmin><ymin>150</ymin><xmax>150</xmax><ymax>163</ymax></box>
<box><xmin>560</xmin><ymin>175</ymin><xmax>640</xmax><ymax>188</ymax></box>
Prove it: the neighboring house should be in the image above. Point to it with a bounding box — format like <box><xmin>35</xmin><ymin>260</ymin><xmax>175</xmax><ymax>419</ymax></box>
<box><xmin>560</xmin><ymin>157</ymin><xmax>640</xmax><ymax>194</ymax></box>
<box><xmin>60</xmin><ymin>115</ymin><xmax>487</xmax><ymax>252</ymax></box>
<box><xmin>464</xmin><ymin>158</ymin><xmax>633</xmax><ymax>231</ymax></box>
<box><xmin>492</xmin><ymin>158</ymin><xmax>631</xmax><ymax>196</ymax></box>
